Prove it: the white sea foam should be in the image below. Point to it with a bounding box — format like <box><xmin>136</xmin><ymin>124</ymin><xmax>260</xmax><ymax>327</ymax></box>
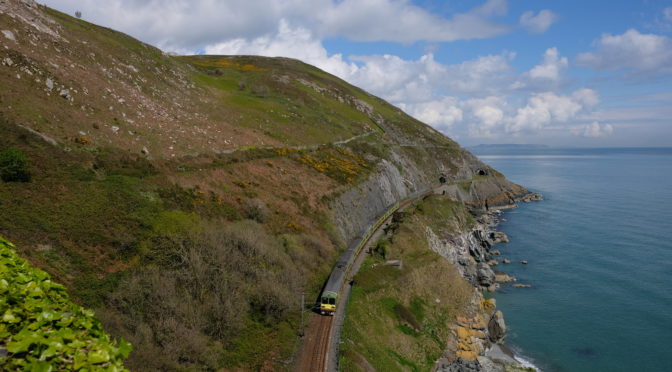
<box><xmin>514</xmin><ymin>354</ymin><xmax>541</xmax><ymax>371</ymax></box>
<box><xmin>477</xmin><ymin>155</ymin><xmax>600</xmax><ymax>160</ymax></box>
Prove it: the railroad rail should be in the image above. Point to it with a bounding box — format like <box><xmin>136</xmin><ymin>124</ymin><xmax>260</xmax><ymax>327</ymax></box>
<box><xmin>309</xmin><ymin>316</ymin><xmax>333</xmax><ymax>372</ymax></box>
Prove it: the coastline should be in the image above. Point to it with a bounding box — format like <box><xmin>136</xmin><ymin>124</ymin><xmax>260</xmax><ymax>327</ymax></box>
<box><xmin>433</xmin><ymin>191</ymin><xmax>543</xmax><ymax>372</ymax></box>
<box><xmin>480</xmin><ymin>193</ymin><xmax>543</xmax><ymax>371</ymax></box>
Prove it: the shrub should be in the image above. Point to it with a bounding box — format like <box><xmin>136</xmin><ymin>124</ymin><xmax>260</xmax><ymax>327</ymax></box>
<box><xmin>243</xmin><ymin>198</ymin><xmax>269</xmax><ymax>222</ymax></box>
<box><xmin>0</xmin><ymin>148</ymin><xmax>30</xmax><ymax>182</ymax></box>
<box><xmin>104</xmin><ymin>220</ymin><xmax>303</xmax><ymax>370</ymax></box>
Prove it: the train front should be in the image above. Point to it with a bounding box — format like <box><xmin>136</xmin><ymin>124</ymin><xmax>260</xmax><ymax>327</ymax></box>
<box><xmin>320</xmin><ymin>291</ymin><xmax>337</xmax><ymax>315</ymax></box>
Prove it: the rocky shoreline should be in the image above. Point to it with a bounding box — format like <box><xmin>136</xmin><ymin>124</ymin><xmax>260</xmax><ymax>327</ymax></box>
<box><xmin>430</xmin><ymin>192</ymin><xmax>543</xmax><ymax>372</ymax></box>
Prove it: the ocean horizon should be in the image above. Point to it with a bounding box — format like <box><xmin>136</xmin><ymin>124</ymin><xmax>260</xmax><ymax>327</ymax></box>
<box><xmin>473</xmin><ymin>146</ymin><xmax>672</xmax><ymax>372</ymax></box>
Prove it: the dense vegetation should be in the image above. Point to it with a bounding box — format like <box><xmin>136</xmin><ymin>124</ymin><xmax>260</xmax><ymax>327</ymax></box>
<box><xmin>0</xmin><ymin>236</ymin><xmax>131</xmax><ymax>371</ymax></box>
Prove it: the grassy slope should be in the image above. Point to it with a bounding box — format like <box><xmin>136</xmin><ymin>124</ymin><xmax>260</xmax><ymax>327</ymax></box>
<box><xmin>340</xmin><ymin>196</ymin><xmax>476</xmax><ymax>372</ymax></box>
<box><xmin>0</xmin><ymin>2</ymin><xmax>518</xmax><ymax>370</ymax></box>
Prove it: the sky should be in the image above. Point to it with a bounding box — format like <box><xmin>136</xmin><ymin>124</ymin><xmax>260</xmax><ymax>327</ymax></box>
<box><xmin>40</xmin><ymin>0</ymin><xmax>672</xmax><ymax>147</ymax></box>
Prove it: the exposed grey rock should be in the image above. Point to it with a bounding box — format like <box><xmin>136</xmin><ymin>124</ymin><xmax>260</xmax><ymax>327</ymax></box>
<box><xmin>1</xmin><ymin>29</ymin><xmax>16</xmax><ymax>41</ymax></box>
<box><xmin>490</xmin><ymin>231</ymin><xmax>509</xmax><ymax>243</ymax></box>
<box><xmin>512</xmin><ymin>283</ymin><xmax>532</xmax><ymax>288</ymax></box>
<box><xmin>17</xmin><ymin>124</ymin><xmax>58</xmax><ymax>146</ymax></box>
<box><xmin>520</xmin><ymin>192</ymin><xmax>543</xmax><ymax>202</ymax></box>
<box><xmin>141</xmin><ymin>146</ymin><xmax>149</xmax><ymax>155</ymax></box>
<box><xmin>46</xmin><ymin>78</ymin><xmax>54</xmax><ymax>90</ymax></box>
<box><xmin>502</xmin><ymin>259</ymin><xmax>510</xmax><ymax>264</ymax></box>
<box><xmin>59</xmin><ymin>89</ymin><xmax>71</xmax><ymax>100</ymax></box>
<box><xmin>331</xmin><ymin>157</ymin><xmax>412</xmax><ymax>243</ymax></box>
<box><xmin>477</xmin><ymin>263</ymin><xmax>495</xmax><ymax>287</ymax></box>
<box><xmin>384</xmin><ymin>260</ymin><xmax>403</xmax><ymax>269</ymax></box>
<box><xmin>494</xmin><ymin>274</ymin><xmax>515</xmax><ymax>283</ymax></box>
<box><xmin>488</xmin><ymin>311</ymin><xmax>506</xmax><ymax>343</ymax></box>
<box><xmin>436</xmin><ymin>358</ymin><xmax>481</xmax><ymax>372</ymax></box>
<box><xmin>477</xmin><ymin>355</ymin><xmax>505</xmax><ymax>372</ymax></box>
<box><xmin>2</xmin><ymin>57</ymin><xmax>13</xmax><ymax>66</ymax></box>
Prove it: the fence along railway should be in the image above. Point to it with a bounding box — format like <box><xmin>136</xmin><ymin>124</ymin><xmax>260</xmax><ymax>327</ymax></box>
<box><xmin>297</xmin><ymin>186</ymin><xmax>435</xmax><ymax>371</ymax></box>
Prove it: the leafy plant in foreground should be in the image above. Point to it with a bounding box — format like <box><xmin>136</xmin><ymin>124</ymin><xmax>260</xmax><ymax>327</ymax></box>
<box><xmin>0</xmin><ymin>236</ymin><xmax>131</xmax><ymax>371</ymax></box>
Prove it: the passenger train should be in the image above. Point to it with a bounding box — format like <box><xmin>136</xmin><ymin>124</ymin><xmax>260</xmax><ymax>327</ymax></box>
<box><xmin>319</xmin><ymin>189</ymin><xmax>433</xmax><ymax>315</ymax></box>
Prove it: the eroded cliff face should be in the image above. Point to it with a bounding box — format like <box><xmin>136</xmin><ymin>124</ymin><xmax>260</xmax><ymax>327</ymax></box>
<box><xmin>331</xmin><ymin>144</ymin><xmax>527</xmax><ymax>247</ymax></box>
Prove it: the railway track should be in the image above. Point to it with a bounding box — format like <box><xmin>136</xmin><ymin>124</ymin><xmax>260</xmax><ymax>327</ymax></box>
<box><xmin>310</xmin><ymin>315</ymin><xmax>332</xmax><ymax>372</ymax></box>
<box><xmin>296</xmin><ymin>187</ymin><xmax>435</xmax><ymax>371</ymax></box>
<box><xmin>296</xmin><ymin>313</ymin><xmax>332</xmax><ymax>372</ymax></box>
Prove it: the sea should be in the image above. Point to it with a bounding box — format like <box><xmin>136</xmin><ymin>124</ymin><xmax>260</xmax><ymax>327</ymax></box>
<box><xmin>471</xmin><ymin>146</ymin><xmax>672</xmax><ymax>372</ymax></box>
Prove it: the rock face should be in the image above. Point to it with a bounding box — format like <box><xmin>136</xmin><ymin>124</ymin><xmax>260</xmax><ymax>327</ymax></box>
<box><xmin>520</xmin><ymin>192</ymin><xmax>543</xmax><ymax>202</ymax></box>
<box><xmin>477</xmin><ymin>263</ymin><xmax>496</xmax><ymax>287</ymax></box>
<box><xmin>330</xmin><ymin>145</ymin><xmax>528</xmax><ymax>248</ymax></box>
<box><xmin>331</xmin><ymin>157</ymin><xmax>418</xmax><ymax>245</ymax></box>
<box><xmin>494</xmin><ymin>274</ymin><xmax>515</xmax><ymax>283</ymax></box>
<box><xmin>425</xmin><ymin>211</ymin><xmax>513</xmax><ymax>291</ymax></box>
<box><xmin>435</xmin><ymin>358</ymin><xmax>481</xmax><ymax>372</ymax></box>
<box><xmin>490</xmin><ymin>231</ymin><xmax>509</xmax><ymax>244</ymax></box>
<box><xmin>488</xmin><ymin>311</ymin><xmax>507</xmax><ymax>344</ymax></box>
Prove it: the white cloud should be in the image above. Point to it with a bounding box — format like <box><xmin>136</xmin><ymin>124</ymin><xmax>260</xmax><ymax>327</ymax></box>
<box><xmin>316</xmin><ymin>0</ymin><xmax>510</xmax><ymax>43</ymax></box>
<box><xmin>571</xmin><ymin>88</ymin><xmax>600</xmax><ymax>108</ymax></box>
<box><xmin>204</xmin><ymin>20</ymin><xmax>358</xmax><ymax>79</ymax></box>
<box><xmin>346</xmin><ymin>53</ymin><xmax>439</xmax><ymax>103</ymax></box>
<box><xmin>519</xmin><ymin>9</ymin><xmax>558</xmax><ymax>34</ymax></box>
<box><xmin>506</xmin><ymin>89</ymin><xmax>598</xmax><ymax>133</ymax></box>
<box><xmin>442</xmin><ymin>53</ymin><xmax>516</xmax><ymax>95</ymax></box>
<box><xmin>577</xmin><ymin>121</ymin><xmax>614</xmax><ymax>137</ymax></box>
<box><xmin>576</xmin><ymin>29</ymin><xmax>672</xmax><ymax>73</ymax></box>
<box><xmin>527</xmin><ymin>47</ymin><xmax>567</xmax><ymax>81</ymax></box>
<box><xmin>398</xmin><ymin>97</ymin><xmax>463</xmax><ymax>131</ymax></box>
<box><xmin>463</xmin><ymin>96</ymin><xmax>507</xmax><ymax>137</ymax></box>
<box><xmin>41</xmin><ymin>0</ymin><xmax>513</xmax><ymax>51</ymax></box>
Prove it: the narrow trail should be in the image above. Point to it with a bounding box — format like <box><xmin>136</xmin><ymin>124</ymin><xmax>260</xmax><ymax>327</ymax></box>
<box><xmin>221</xmin><ymin>131</ymin><xmax>376</xmax><ymax>155</ymax></box>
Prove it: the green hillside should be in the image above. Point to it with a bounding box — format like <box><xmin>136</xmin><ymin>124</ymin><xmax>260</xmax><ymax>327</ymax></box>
<box><xmin>0</xmin><ymin>1</ymin><xmax>525</xmax><ymax>370</ymax></box>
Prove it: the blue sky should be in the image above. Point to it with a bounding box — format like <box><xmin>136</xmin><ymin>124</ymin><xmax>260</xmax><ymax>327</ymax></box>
<box><xmin>42</xmin><ymin>0</ymin><xmax>672</xmax><ymax>147</ymax></box>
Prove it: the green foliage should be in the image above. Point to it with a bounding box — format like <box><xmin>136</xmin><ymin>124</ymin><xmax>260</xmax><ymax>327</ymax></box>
<box><xmin>0</xmin><ymin>236</ymin><xmax>131</xmax><ymax>371</ymax></box>
<box><xmin>373</xmin><ymin>240</ymin><xmax>389</xmax><ymax>259</ymax></box>
<box><xmin>0</xmin><ymin>148</ymin><xmax>31</xmax><ymax>182</ymax></box>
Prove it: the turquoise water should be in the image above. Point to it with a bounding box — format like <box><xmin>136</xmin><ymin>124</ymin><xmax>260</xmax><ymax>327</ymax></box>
<box><xmin>473</xmin><ymin>147</ymin><xmax>672</xmax><ymax>372</ymax></box>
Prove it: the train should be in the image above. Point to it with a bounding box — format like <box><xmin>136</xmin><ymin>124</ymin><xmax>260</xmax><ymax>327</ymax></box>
<box><xmin>319</xmin><ymin>188</ymin><xmax>433</xmax><ymax>315</ymax></box>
